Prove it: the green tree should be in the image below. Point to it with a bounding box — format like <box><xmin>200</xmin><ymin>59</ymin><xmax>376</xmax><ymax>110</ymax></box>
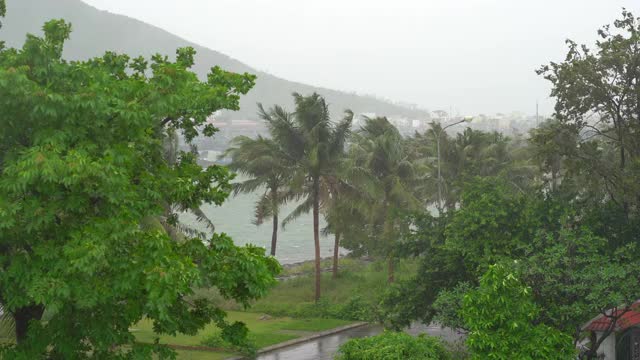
<box><xmin>347</xmin><ymin>116</ymin><xmax>421</xmax><ymax>282</ymax></box>
<box><xmin>528</xmin><ymin>118</ymin><xmax>577</xmax><ymax>192</ymax></box>
<box><xmin>224</xmin><ymin>135</ymin><xmax>290</xmax><ymax>256</ymax></box>
<box><xmin>431</xmin><ymin>282</ymin><xmax>472</xmax><ymax>332</ymax></box>
<box><xmin>407</xmin><ymin>125</ymin><xmax>531</xmax><ymax>210</ymax></box>
<box><xmin>322</xmin><ymin>180</ymin><xmax>367</xmax><ymax>279</ymax></box>
<box><xmin>517</xmin><ymin>228</ymin><xmax>640</xmax><ymax>359</ymax></box>
<box><xmin>537</xmin><ymin>10</ymin><xmax>640</xmax><ymax>218</ymax></box>
<box><xmin>444</xmin><ymin>177</ymin><xmax>538</xmax><ymax>269</ymax></box>
<box><xmin>379</xmin><ymin>212</ymin><xmax>473</xmax><ymax>330</ymax></box>
<box><xmin>259</xmin><ymin>93</ymin><xmax>353</xmax><ymax>301</ymax></box>
<box><xmin>462</xmin><ymin>264</ymin><xmax>575</xmax><ymax>360</ymax></box>
<box><xmin>0</xmin><ymin>0</ymin><xmax>5</xmax><ymax>28</ymax></box>
<box><xmin>0</xmin><ymin>20</ymin><xmax>279</xmax><ymax>359</ymax></box>
<box><xmin>337</xmin><ymin>331</ymin><xmax>451</xmax><ymax>360</ymax></box>
<box><xmin>378</xmin><ymin>177</ymin><xmax>557</xmax><ymax>330</ymax></box>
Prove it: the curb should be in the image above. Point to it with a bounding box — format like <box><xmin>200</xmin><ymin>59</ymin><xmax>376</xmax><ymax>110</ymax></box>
<box><xmin>225</xmin><ymin>321</ymin><xmax>370</xmax><ymax>360</ymax></box>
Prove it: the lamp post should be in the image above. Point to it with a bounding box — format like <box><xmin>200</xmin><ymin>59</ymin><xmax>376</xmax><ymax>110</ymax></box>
<box><xmin>431</xmin><ymin>116</ymin><xmax>472</xmax><ymax>211</ymax></box>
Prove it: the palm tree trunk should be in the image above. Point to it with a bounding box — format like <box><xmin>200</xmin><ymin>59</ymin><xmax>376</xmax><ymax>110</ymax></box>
<box><xmin>313</xmin><ymin>180</ymin><xmax>321</xmax><ymax>302</ymax></box>
<box><xmin>332</xmin><ymin>232</ymin><xmax>341</xmax><ymax>279</ymax></box>
<box><xmin>270</xmin><ymin>214</ymin><xmax>278</xmax><ymax>256</ymax></box>
<box><xmin>381</xmin><ymin>199</ymin><xmax>395</xmax><ymax>283</ymax></box>
<box><xmin>13</xmin><ymin>304</ymin><xmax>44</xmax><ymax>344</ymax></box>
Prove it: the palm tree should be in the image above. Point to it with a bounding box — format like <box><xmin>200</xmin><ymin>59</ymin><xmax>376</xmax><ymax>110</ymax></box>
<box><xmin>408</xmin><ymin>124</ymin><xmax>532</xmax><ymax>210</ymax></box>
<box><xmin>260</xmin><ymin>93</ymin><xmax>353</xmax><ymax>301</ymax></box>
<box><xmin>322</xmin><ymin>177</ymin><xmax>369</xmax><ymax>279</ymax></box>
<box><xmin>224</xmin><ymin>135</ymin><xmax>289</xmax><ymax>256</ymax></box>
<box><xmin>348</xmin><ymin>117</ymin><xmax>421</xmax><ymax>282</ymax></box>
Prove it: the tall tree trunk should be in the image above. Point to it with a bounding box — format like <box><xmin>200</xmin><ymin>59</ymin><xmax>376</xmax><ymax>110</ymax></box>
<box><xmin>616</xmin><ymin>115</ymin><xmax>629</xmax><ymax>219</ymax></box>
<box><xmin>388</xmin><ymin>258</ymin><xmax>395</xmax><ymax>283</ymax></box>
<box><xmin>381</xmin><ymin>198</ymin><xmax>395</xmax><ymax>283</ymax></box>
<box><xmin>270</xmin><ymin>214</ymin><xmax>278</xmax><ymax>256</ymax></box>
<box><xmin>332</xmin><ymin>232</ymin><xmax>341</xmax><ymax>279</ymax></box>
<box><xmin>313</xmin><ymin>180</ymin><xmax>321</xmax><ymax>302</ymax></box>
<box><xmin>13</xmin><ymin>304</ymin><xmax>44</xmax><ymax>344</ymax></box>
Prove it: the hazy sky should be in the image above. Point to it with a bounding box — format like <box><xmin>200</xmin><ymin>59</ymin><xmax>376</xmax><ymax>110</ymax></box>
<box><xmin>82</xmin><ymin>0</ymin><xmax>640</xmax><ymax>115</ymax></box>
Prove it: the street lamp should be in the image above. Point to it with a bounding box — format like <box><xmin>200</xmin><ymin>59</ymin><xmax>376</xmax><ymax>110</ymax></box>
<box><xmin>431</xmin><ymin>116</ymin><xmax>472</xmax><ymax>211</ymax></box>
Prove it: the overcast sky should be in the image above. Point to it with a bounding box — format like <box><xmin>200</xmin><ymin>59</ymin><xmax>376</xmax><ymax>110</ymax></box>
<box><xmin>82</xmin><ymin>0</ymin><xmax>640</xmax><ymax>115</ymax></box>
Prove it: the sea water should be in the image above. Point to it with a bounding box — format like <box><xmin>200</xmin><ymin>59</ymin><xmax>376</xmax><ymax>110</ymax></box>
<box><xmin>181</xmin><ymin>189</ymin><xmax>338</xmax><ymax>265</ymax></box>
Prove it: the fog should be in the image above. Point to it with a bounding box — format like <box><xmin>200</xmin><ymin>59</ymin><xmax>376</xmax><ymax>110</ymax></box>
<box><xmin>83</xmin><ymin>0</ymin><xmax>640</xmax><ymax>115</ymax></box>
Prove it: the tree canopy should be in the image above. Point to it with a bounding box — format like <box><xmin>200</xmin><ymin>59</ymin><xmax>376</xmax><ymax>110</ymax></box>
<box><xmin>0</xmin><ymin>19</ymin><xmax>278</xmax><ymax>359</ymax></box>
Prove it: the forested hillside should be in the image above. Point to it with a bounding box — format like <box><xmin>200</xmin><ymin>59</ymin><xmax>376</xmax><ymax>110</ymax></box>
<box><xmin>0</xmin><ymin>0</ymin><xmax>428</xmax><ymax>120</ymax></box>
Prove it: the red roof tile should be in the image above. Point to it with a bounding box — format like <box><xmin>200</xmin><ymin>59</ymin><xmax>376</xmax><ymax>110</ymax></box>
<box><xmin>584</xmin><ymin>301</ymin><xmax>640</xmax><ymax>332</ymax></box>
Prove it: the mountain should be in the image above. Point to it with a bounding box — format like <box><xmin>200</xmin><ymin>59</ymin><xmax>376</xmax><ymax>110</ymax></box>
<box><xmin>0</xmin><ymin>0</ymin><xmax>428</xmax><ymax>120</ymax></box>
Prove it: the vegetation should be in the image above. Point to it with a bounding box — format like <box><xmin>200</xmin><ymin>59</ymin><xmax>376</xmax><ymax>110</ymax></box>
<box><xmin>224</xmin><ymin>136</ymin><xmax>290</xmax><ymax>256</ymax></box>
<box><xmin>345</xmin><ymin>117</ymin><xmax>422</xmax><ymax>282</ymax></box>
<box><xmin>461</xmin><ymin>264</ymin><xmax>575</xmax><ymax>359</ymax></box>
<box><xmin>374</xmin><ymin>10</ymin><xmax>640</xmax><ymax>360</ymax></box>
<box><xmin>337</xmin><ymin>331</ymin><xmax>451</xmax><ymax>360</ymax></box>
<box><xmin>132</xmin><ymin>311</ymin><xmax>350</xmax><ymax>357</ymax></box>
<box><xmin>1</xmin><ymin>2</ymin><xmax>639</xmax><ymax>360</ymax></box>
<box><xmin>217</xmin><ymin>14</ymin><xmax>640</xmax><ymax>356</ymax></box>
<box><xmin>0</xmin><ymin>18</ymin><xmax>279</xmax><ymax>359</ymax></box>
<box><xmin>194</xmin><ymin>258</ymin><xmax>417</xmax><ymax>321</ymax></box>
<box><xmin>258</xmin><ymin>94</ymin><xmax>353</xmax><ymax>302</ymax></box>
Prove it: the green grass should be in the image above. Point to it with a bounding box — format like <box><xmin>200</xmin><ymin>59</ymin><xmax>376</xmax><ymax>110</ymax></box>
<box><xmin>249</xmin><ymin>258</ymin><xmax>417</xmax><ymax>318</ymax></box>
<box><xmin>173</xmin><ymin>350</ymin><xmax>233</xmax><ymax>360</ymax></box>
<box><xmin>192</xmin><ymin>258</ymin><xmax>418</xmax><ymax>321</ymax></box>
<box><xmin>133</xmin><ymin>311</ymin><xmax>352</xmax><ymax>359</ymax></box>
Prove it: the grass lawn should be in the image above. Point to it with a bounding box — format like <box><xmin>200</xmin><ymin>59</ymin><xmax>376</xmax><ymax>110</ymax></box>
<box><xmin>173</xmin><ymin>350</ymin><xmax>233</xmax><ymax>360</ymax></box>
<box><xmin>133</xmin><ymin>311</ymin><xmax>352</xmax><ymax>359</ymax></box>
<box><xmin>205</xmin><ymin>258</ymin><xmax>419</xmax><ymax>319</ymax></box>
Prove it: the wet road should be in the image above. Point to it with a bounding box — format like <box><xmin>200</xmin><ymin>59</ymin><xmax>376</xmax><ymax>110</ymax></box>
<box><xmin>256</xmin><ymin>323</ymin><xmax>463</xmax><ymax>360</ymax></box>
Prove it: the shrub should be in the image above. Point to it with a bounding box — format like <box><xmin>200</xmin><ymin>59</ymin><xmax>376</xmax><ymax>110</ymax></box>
<box><xmin>200</xmin><ymin>332</ymin><xmax>257</xmax><ymax>357</ymax></box>
<box><xmin>336</xmin><ymin>331</ymin><xmax>451</xmax><ymax>360</ymax></box>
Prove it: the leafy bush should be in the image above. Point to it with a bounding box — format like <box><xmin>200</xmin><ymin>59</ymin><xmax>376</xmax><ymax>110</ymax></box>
<box><xmin>200</xmin><ymin>334</ymin><xmax>228</xmax><ymax>349</ymax></box>
<box><xmin>336</xmin><ymin>331</ymin><xmax>451</xmax><ymax>360</ymax></box>
<box><xmin>333</xmin><ymin>295</ymin><xmax>373</xmax><ymax>321</ymax></box>
<box><xmin>432</xmin><ymin>282</ymin><xmax>471</xmax><ymax>331</ymax></box>
<box><xmin>443</xmin><ymin>339</ymin><xmax>470</xmax><ymax>360</ymax></box>
<box><xmin>200</xmin><ymin>329</ymin><xmax>257</xmax><ymax>357</ymax></box>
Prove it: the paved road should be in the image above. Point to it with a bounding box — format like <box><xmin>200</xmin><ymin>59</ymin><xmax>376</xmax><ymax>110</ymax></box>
<box><xmin>256</xmin><ymin>323</ymin><xmax>463</xmax><ymax>360</ymax></box>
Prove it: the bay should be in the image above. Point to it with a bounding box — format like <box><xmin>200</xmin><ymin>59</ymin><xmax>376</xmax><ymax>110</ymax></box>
<box><xmin>181</xmin><ymin>189</ymin><xmax>341</xmax><ymax>265</ymax></box>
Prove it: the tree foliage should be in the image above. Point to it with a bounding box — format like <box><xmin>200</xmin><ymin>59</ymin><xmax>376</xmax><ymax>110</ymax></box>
<box><xmin>0</xmin><ymin>19</ymin><xmax>279</xmax><ymax>359</ymax></box>
<box><xmin>406</xmin><ymin>125</ymin><xmax>530</xmax><ymax>210</ymax></box>
<box><xmin>444</xmin><ymin>177</ymin><xmax>539</xmax><ymax>270</ymax></box>
<box><xmin>518</xmin><ymin>228</ymin><xmax>640</xmax><ymax>357</ymax></box>
<box><xmin>462</xmin><ymin>264</ymin><xmax>576</xmax><ymax>360</ymax></box>
<box><xmin>224</xmin><ymin>135</ymin><xmax>290</xmax><ymax>256</ymax></box>
<box><xmin>258</xmin><ymin>93</ymin><xmax>353</xmax><ymax>301</ymax></box>
<box><xmin>537</xmin><ymin>9</ymin><xmax>640</xmax><ymax>216</ymax></box>
<box><xmin>337</xmin><ymin>331</ymin><xmax>451</xmax><ymax>360</ymax></box>
<box><xmin>344</xmin><ymin>116</ymin><xmax>421</xmax><ymax>281</ymax></box>
<box><xmin>0</xmin><ymin>0</ymin><xmax>5</xmax><ymax>28</ymax></box>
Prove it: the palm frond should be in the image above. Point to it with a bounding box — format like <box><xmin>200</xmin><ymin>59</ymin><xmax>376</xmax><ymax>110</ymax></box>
<box><xmin>253</xmin><ymin>191</ymin><xmax>275</xmax><ymax>226</ymax></box>
<box><xmin>233</xmin><ymin>177</ymin><xmax>266</xmax><ymax>195</ymax></box>
<box><xmin>282</xmin><ymin>196</ymin><xmax>314</xmax><ymax>229</ymax></box>
<box><xmin>190</xmin><ymin>207</ymin><xmax>215</xmax><ymax>233</ymax></box>
<box><xmin>329</xmin><ymin>110</ymin><xmax>353</xmax><ymax>157</ymax></box>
